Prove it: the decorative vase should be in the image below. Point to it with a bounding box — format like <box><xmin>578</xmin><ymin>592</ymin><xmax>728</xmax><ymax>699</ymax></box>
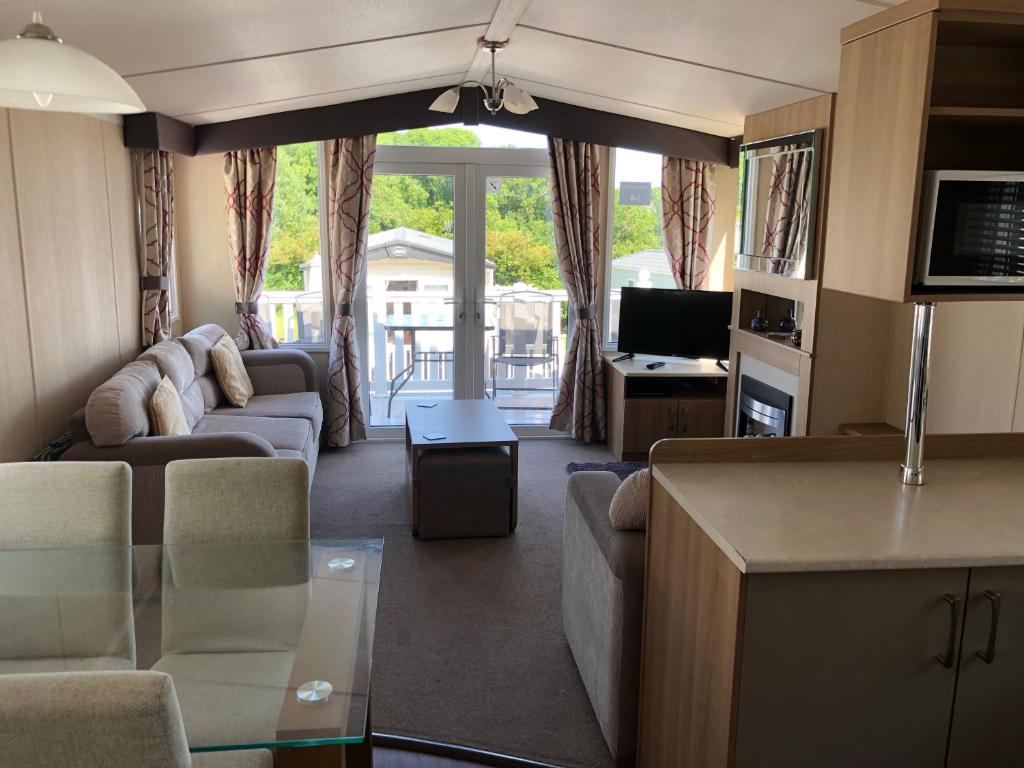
<box><xmin>751</xmin><ymin>309</ymin><xmax>769</xmax><ymax>333</ymax></box>
<box><xmin>779</xmin><ymin>309</ymin><xmax>797</xmax><ymax>333</ymax></box>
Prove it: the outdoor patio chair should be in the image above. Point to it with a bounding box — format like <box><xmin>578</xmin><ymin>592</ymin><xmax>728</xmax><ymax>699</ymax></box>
<box><xmin>489</xmin><ymin>290</ymin><xmax>560</xmax><ymax>409</ymax></box>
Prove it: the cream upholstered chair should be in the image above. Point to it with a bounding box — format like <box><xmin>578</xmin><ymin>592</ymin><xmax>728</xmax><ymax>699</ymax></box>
<box><xmin>0</xmin><ymin>461</ymin><xmax>131</xmax><ymax>548</ymax></box>
<box><xmin>0</xmin><ymin>671</ymin><xmax>272</xmax><ymax>768</ymax></box>
<box><xmin>163</xmin><ymin>457</ymin><xmax>309</xmax><ymax>544</ymax></box>
<box><xmin>0</xmin><ymin>462</ymin><xmax>135</xmax><ymax>673</ymax></box>
<box><xmin>160</xmin><ymin>458</ymin><xmax>310</xmax><ymax>747</ymax></box>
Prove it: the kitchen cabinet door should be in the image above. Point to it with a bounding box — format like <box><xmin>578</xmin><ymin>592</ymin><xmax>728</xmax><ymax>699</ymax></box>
<box><xmin>733</xmin><ymin>568</ymin><xmax>969</xmax><ymax>768</ymax></box>
<box><xmin>947</xmin><ymin>566</ymin><xmax>1024</xmax><ymax>767</ymax></box>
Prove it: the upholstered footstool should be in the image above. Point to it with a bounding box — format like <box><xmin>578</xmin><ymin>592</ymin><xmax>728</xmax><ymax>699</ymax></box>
<box><xmin>562</xmin><ymin>470</ymin><xmax>646</xmax><ymax>764</ymax></box>
<box><xmin>413</xmin><ymin>447</ymin><xmax>515</xmax><ymax>539</ymax></box>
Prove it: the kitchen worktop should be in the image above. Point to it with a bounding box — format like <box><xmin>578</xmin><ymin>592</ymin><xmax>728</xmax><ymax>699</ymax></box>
<box><xmin>653</xmin><ymin>456</ymin><xmax>1024</xmax><ymax>574</ymax></box>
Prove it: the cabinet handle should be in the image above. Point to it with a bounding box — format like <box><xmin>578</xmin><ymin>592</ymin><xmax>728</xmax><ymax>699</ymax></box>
<box><xmin>976</xmin><ymin>590</ymin><xmax>1002</xmax><ymax>665</ymax></box>
<box><xmin>937</xmin><ymin>593</ymin><xmax>961</xmax><ymax>669</ymax></box>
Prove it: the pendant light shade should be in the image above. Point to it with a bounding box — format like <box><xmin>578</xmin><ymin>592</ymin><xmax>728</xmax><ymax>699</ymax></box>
<box><xmin>0</xmin><ymin>13</ymin><xmax>145</xmax><ymax>114</ymax></box>
<box><xmin>501</xmin><ymin>84</ymin><xmax>538</xmax><ymax>115</ymax></box>
<box><xmin>428</xmin><ymin>86</ymin><xmax>461</xmax><ymax>114</ymax></box>
<box><xmin>428</xmin><ymin>39</ymin><xmax>537</xmax><ymax>117</ymax></box>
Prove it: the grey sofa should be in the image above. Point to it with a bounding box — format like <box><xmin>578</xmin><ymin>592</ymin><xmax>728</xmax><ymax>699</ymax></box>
<box><xmin>563</xmin><ymin>471</ymin><xmax>645</xmax><ymax>765</ymax></box>
<box><xmin>62</xmin><ymin>324</ymin><xmax>322</xmax><ymax>544</ymax></box>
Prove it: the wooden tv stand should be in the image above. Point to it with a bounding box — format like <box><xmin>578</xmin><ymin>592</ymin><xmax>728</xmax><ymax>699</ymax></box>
<box><xmin>604</xmin><ymin>352</ymin><xmax>728</xmax><ymax>460</ymax></box>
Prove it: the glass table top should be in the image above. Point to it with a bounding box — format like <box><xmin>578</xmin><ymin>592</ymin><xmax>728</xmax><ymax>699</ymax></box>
<box><xmin>0</xmin><ymin>538</ymin><xmax>382</xmax><ymax>752</ymax></box>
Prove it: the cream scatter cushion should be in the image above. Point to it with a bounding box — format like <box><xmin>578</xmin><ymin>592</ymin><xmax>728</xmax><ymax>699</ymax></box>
<box><xmin>150</xmin><ymin>376</ymin><xmax>191</xmax><ymax>437</ymax></box>
<box><xmin>211</xmin><ymin>334</ymin><xmax>254</xmax><ymax>407</ymax></box>
<box><xmin>608</xmin><ymin>468</ymin><xmax>650</xmax><ymax>531</ymax></box>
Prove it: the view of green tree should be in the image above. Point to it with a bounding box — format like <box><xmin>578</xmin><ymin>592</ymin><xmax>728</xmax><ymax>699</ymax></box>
<box><xmin>267</xmin><ymin>129</ymin><xmax>668</xmax><ymax>296</ymax></box>
<box><xmin>267</xmin><ymin>143</ymin><xmax>319</xmax><ymax>291</ymax></box>
<box><xmin>485</xmin><ymin>176</ymin><xmax>559</xmax><ymax>289</ymax></box>
<box><xmin>611</xmin><ymin>188</ymin><xmax>664</xmax><ymax>259</ymax></box>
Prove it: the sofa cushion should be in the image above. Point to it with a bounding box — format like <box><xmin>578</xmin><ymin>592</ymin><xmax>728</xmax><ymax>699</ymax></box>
<box><xmin>138</xmin><ymin>340</ymin><xmax>194</xmax><ymax>393</ymax></box>
<box><xmin>211</xmin><ymin>393</ymin><xmax>323</xmax><ymax>438</ymax></box>
<box><xmin>193</xmin><ymin>415</ymin><xmax>312</xmax><ymax>453</ymax></box>
<box><xmin>150</xmin><ymin>376</ymin><xmax>191</xmax><ymax>437</ymax></box>
<box><xmin>178</xmin><ymin>382</ymin><xmax>206</xmax><ymax>429</ymax></box>
<box><xmin>211</xmin><ymin>335</ymin><xmax>254</xmax><ymax>408</ymax></box>
<box><xmin>178</xmin><ymin>325</ymin><xmax>230</xmax><ymax>411</ymax></box>
<box><xmin>194</xmin><ymin>374</ymin><xmax>224</xmax><ymax>412</ymax></box>
<box><xmin>178</xmin><ymin>324</ymin><xmax>229</xmax><ymax>378</ymax></box>
<box><xmin>609</xmin><ymin>468</ymin><xmax>650</xmax><ymax>531</ymax></box>
<box><xmin>85</xmin><ymin>360</ymin><xmax>162</xmax><ymax>447</ymax></box>
<box><xmin>140</xmin><ymin>340</ymin><xmax>204</xmax><ymax>428</ymax></box>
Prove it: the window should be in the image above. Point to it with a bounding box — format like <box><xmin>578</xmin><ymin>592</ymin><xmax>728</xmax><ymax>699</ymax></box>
<box><xmin>605</xmin><ymin>148</ymin><xmax>669</xmax><ymax>345</ymax></box>
<box><xmin>378</xmin><ymin>124</ymin><xmax>547</xmax><ymax>149</ymax></box>
<box><xmin>263</xmin><ymin>142</ymin><xmax>325</xmax><ymax>345</ymax></box>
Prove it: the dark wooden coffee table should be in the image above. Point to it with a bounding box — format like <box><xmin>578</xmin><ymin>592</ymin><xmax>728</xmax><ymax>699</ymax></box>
<box><xmin>405</xmin><ymin>399</ymin><xmax>519</xmax><ymax>537</ymax></box>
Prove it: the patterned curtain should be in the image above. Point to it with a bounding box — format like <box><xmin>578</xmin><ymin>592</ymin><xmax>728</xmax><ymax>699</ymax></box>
<box><xmin>224</xmin><ymin>148</ymin><xmax>278</xmax><ymax>350</ymax></box>
<box><xmin>135</xmin><ymin>150</ymin><xmax>174</xmax><ymax>347</ymax></box>
<box><xmin>547</xmin><ymin>137</ymin><xmax>606</xmax><ymax>443</ymax></box>
<box><xmin>324</xmin><ymin>135</ymin><xmax>377</xmax><ymax>448</ymax></box>
<box><xmin>762</xmin><ymin>147</ymin><xmax>812</xmax><ymax>273</ymax></box>
<box><xmin>661</xmin><ymin>158</ymin><xmax>716</xmax><ymax>289</ymax></box>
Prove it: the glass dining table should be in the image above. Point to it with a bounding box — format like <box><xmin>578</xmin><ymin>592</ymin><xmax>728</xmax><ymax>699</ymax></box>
<box><xmin>0</xmin><ymin>538</ymin><xmax>382</xmax><ymax>767</ymax></box>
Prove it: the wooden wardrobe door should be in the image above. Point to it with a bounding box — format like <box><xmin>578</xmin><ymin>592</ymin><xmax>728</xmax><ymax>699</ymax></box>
<box><xmin>948</xmin><ymin>567</ymin><xmax>1024</xmax><ymax>768</ymax></box>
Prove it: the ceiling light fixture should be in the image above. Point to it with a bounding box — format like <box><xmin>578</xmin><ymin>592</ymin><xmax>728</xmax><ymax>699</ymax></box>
<box><xmin>429</xmin><ymin>39</ymin><xmax>538</xmax><ymax>116</ymax></box>
<box><xmin>0</xmin><ymin>11</ymin><xmax>145</xmax><ymax>114</ymax></box>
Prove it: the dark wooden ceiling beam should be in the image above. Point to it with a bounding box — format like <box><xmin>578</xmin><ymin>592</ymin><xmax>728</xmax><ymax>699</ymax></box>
<box><xmin>123</xmin><ymin>85</ymin><xmax>738</xmax><ymax>166</ymax></box>
<box><xmin>122</xmin><ymin>112</ymin><xmax>196</xmax><ymax>156</ymax></box>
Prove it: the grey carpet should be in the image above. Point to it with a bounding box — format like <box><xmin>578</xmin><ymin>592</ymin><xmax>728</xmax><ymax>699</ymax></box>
<box><xmin>311</xmin><ymin>438</ymin><xmax>618</xmax><ymax>768</ymax></box>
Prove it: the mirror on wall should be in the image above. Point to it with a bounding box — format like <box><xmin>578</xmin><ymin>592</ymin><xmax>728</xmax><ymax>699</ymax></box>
<box><xmin>735</xmin><ymin>129</ymin><xmax>823</xmax><ymax>280</ymax></box>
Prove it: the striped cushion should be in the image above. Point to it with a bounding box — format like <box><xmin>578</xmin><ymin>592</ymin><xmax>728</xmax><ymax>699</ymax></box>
<box><xmin>608</xmin><ymin>468</ymin><xmax>650</xmax><ymax>531</ymax></box>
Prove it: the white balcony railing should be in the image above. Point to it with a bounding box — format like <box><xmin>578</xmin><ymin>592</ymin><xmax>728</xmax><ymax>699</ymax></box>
<box><xmin>258</xmin><ymin>288</ymin><xmax>571</xmax><ymax>399</ymax></box>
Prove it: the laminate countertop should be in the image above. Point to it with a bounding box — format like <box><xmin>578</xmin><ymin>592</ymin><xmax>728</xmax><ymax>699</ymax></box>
<box><xmin>653</xmin><ymin>456</ymin><xmax>1024</xmax><ymax>574</ymax></box>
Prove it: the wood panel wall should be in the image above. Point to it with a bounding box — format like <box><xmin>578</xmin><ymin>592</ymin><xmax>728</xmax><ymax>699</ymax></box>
<box><xmin>0</xmin><ymin>110</ymin><xmax>140</xmax><ymax>461</ymax></box>
<box><xmin>174</xmin><ymin>152</ymin><xmax>236</xmax><ymax>336</ymax></box>
<box><xmin>883</xmin><ymin>302</ymin><xmax>1024</xmax><ymax>433</ymax></box>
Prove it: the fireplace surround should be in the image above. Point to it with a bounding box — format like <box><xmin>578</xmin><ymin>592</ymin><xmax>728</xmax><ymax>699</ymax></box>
<box><xmin>737</xmin><ymin>374</ymin><xmax>793</xmax><ymax>437</ymax></box>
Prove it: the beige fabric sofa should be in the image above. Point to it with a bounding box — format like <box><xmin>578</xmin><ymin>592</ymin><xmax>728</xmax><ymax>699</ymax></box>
<box><xmin>62</xmin><ymin>325</ymin><xmax>322</xmax><ymax>544</ymax></box>
<box><xmin>562</xmin><ymin>471</ymin><xmax>645</xmax><ymax>764</ymax></box>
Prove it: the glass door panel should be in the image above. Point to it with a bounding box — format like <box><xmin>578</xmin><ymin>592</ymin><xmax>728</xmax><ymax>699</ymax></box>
<box><xmin>477</xmin><ymin>171</ymin><xmax>563</xmax><ymax>426</ymax></box>
<box><xmin>362</xmin><ymin>170</ymin><xmax>463</xmax><ymax>428</ymax></box>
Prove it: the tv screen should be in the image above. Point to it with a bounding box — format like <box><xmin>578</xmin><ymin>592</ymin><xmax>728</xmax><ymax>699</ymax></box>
<box><xmin>616</xmin><ymin>287</ymin><xmax>732</xmax><ymax>360</ymax></box>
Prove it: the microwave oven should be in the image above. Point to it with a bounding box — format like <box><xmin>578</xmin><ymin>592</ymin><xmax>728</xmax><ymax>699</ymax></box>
<box><xmin>915</xmin><ymin>170</ymin><xmax>1024</xmax><ymax>288</ymax></box>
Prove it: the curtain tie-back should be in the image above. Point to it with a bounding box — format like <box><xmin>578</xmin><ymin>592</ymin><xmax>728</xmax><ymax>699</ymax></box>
<box><xmin>140</xmin><ymin>276</ymin><xmax>170</xmax><ymax>291</ymax></box>
<box><xmin>335</xmin><ymin>302</ymin><xmax>353</xmax><ymax>317</ymax></box>
<box><xmin>576</xmin><ymin>304</ymin><xmax>598</xmax><ymax>320</ymax></box>
<box><xmin>234</xmin><ymin>301</ymin><xmax>259</xmax><ymax>314</ymax></box>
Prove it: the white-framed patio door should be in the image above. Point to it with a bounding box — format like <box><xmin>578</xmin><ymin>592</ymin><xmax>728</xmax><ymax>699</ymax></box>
<box><xmin>469</xmin><ymin>163</ymin><xmax>559</xmax><ymax>433</ymax></box>
<box><xmin>355</xmin><ymin>160</ymin><xmax>472</xmax><ymax>432</ymax></box>
<box><xmin>359</xmin><ymin>146</ymin><xmax>554</xmax><ymax>435</ymax></box>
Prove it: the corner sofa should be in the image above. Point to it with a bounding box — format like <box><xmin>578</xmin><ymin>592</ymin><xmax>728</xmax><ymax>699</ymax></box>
<box><xmin>563</xmin><ymin>471</ymin><xmax>645</xmax><ymax>765</ymax></box>
<box><xmin>62</xmin><ymin>324</ymin><xmax>322</xmax><ymax>544</ymax></box>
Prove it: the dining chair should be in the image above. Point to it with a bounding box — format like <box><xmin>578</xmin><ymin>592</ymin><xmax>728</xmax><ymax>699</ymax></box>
<box><xmin>0</xmin><ymin>461</ymin><xmax>132</xmax><ymax>549</ymax></box>
<box><xmin>163</xmin><ymin>457</ymin><xmax>309</xmax><ymax>544</ymax></box>
<box><xmin>0</xmin><ymin>670</ymin><xmax>271</xmax><ymax>768</ymax></box>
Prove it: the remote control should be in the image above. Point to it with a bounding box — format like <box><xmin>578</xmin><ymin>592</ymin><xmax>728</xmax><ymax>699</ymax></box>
<box><xmin>645</xmin><ymin>361</ymin><xmax>665</xmax><ymax>370</ymax></box>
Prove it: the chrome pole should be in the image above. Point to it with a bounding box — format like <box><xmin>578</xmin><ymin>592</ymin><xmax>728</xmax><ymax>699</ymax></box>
<box><xmin>901</xmin><ymin>302</ymin><xmax>935</xmax><ymax>486</ymax></box>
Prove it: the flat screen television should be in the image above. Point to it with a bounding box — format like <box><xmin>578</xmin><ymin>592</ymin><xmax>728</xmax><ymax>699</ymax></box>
<box><xmin>616</xmin><ymin>287</ymin><xmax>732</xmax><ymax>361</ymax></box>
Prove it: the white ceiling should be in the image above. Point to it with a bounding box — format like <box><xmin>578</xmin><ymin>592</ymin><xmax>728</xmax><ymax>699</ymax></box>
<box><xmin>0</xmin><ymin>0</ymin><xmax>896</xmax><ymax>135</ymax></box>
